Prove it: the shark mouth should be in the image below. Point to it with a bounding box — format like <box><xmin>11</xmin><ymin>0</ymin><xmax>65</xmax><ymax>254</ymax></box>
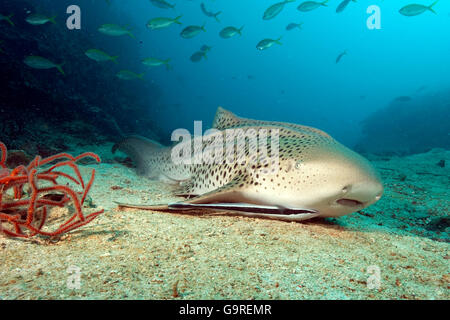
<box><xmin>336</xmin><ymin>198</ymin><xmax>365</xmax><ymax>207</ymax></box>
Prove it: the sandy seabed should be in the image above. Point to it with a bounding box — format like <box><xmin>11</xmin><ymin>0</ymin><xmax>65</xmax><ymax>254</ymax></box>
<box><xmin>0</xmin><ymin>144</ymin><xmax>449</xmax><ymax>300</ymax></box>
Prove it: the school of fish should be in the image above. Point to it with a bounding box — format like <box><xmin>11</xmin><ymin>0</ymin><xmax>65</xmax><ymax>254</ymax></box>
<box><xmin>0</xmin><ymin>0</ymin><xmax>441</xmax><ymax>78</ymax></box>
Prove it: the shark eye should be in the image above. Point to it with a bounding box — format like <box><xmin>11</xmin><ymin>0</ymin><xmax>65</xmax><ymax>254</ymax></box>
<box><xmin>295</xmin><ymin>160</ymin><xmax>302</xmax><ymax>169</ymax></box>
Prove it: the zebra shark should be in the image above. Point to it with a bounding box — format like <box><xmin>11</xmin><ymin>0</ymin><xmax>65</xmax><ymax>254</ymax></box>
<box><xmin>113</xmin><ymin>107</ymin><xmax>383</xmax><ymax>221</ymax></box>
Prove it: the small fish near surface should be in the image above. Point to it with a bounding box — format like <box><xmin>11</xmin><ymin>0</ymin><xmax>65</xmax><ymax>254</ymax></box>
<box><xmin>393</xmin><ymin>96</ymin><xmax>412</xmax><ymax>102</ymax></box>
<box><xmin>190</xmin><ymin>45</ymin><xmax>211</xmax><ymax>62</ymax></box>
<box><xmin>98</xmin><ymin>24</ymin><xmax>135</xmax><ymax>38</ymax></box>
<box><xmin>399</xmin><ymin>1</ymin><xmax>439</xmax><ymax>16</ymax></box>
<box><xmin>200</xmin><ymin>45</ymin><xmax>212</xmax><ymax>52</ymax></box>
<box><xmin>263</xmin><ymin>0</ymin><xmax>296</xmax><ymax>20</ymax></box>
<box><xmin>200</xmin><ymin>2</ymin><xmax>222</xmax><ymax>22</ymax></box>
<box><xmin>26</xmin><ymin>13</ymin><xmax>57</xmax><ymax>25</ymax></box>
<box><xmin>24</xmin><ymin>55</ymin><xmax>65</xmax><ymax>75</ymax></box>
<box><xmin>147</xmin><ymin>16</ymin><xmax>182</xmax><ymax>30</ymax></box>
<box><xmin>297</xmin><ymin>0</ymin><xmax>329</xmax><ymax>12</ymax></box>
<box><xmin>219</xmin><ymin>26</ymin><xmax>244</xmax><ymax>39</ymax></box>
<box><xmin>142</xmin><ymin>57</ymin><xmax>172</xmax><ymax>70</ymax></box>
<box><xmin>180</xmin><ymin>24</ymin><xmax>206</xmax><ymax>39</ymax></box>
<box><xmin>150</xmin><ymin>0</ymin><xmax>175</xmax><ymax>9</ymax></box>
<box><xmin>114</xmin><ymin>107</ymin><xmax>383</xmax><ymax>221</ymax></box>
<box><xmin>116</xmin><ymin>70</ymin><xmax>145</xmax><ymax>80</ymax></box>
<box><xmin>336</xmin><ymin>0</ymin><xmax>357</xmax><ymax>13</ymax></box>
<box><xmin>336</xmin><ymin>50</ymin><xmax>347</xmax><ymax>64</ymax></box>
<box><xmin>0</xmin><ymin>13</ymin><xmax>14</xmax><ymax>26</ymax></box>
<box><xmin>286</xmin><ymin>22</ymin><xmax>303</xmax><ymax>31</ymax></box>
<box><xmin>256</xmin><ymin>37</ymin><xmax>282</xmax><ymax>51</ymax></box>
<box><xmin>85</xmin><ymin>49</ymin><xmax>118</xmax><ymax>63</ymax></box>
<box><xmin>190</xmin><ymin>50</ymin><xmax>207</xmax><ymax>63</ymax></box>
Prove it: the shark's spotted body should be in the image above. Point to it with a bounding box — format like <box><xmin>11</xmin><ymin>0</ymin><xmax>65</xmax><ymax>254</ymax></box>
<box><xmin>114</xmin><ymin>107</ymin><xmax>383</xmax><ymax>221</ymax></box>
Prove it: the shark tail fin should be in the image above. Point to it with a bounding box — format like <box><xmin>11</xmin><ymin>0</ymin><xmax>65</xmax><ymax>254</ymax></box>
<box><xmin>112</xmin><ymin>135</ymin><xmax>166</xmax><ymax>177</ymax></box>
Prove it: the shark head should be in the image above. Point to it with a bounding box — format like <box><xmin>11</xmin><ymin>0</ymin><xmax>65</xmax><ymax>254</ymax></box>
<box><xmin>241</xmin><ymin>138</ymin><xmax>383</xmax><ymax>218</ymax></box>
<box><xmin>213</xmin><ymin>107</ymin><xmax>384</xmax><ymax>218</ymax></box>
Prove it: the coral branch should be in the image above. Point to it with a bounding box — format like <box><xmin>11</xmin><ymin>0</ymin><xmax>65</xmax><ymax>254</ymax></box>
<box><xmin>0</xmin><ymin>142</ymin><xmax>104</xmax><ymax>239</ymax></box>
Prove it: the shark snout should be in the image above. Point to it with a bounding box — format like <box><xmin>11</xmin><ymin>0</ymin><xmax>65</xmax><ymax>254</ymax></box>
<box><xmin>336</xmin><ymin>180</ymin><xmax>383</xmax><ymax>208</ymax></box>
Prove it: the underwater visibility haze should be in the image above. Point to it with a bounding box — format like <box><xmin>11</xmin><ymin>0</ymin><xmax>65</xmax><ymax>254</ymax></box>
<box><xmin>0</xmin><ymin>0</ymin><xmax>449</xmax><ymax>301</ymax></box>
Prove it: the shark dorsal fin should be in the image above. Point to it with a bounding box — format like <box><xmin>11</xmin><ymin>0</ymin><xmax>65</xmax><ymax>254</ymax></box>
<box><xmin>212</xmin><ymin>106</ymin><xmax>242</xmax><ymax>129</ymax></box>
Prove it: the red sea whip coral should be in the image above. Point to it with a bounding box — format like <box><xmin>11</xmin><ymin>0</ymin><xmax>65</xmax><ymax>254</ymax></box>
<box><xmin>0</xmin><ymin>142</ymin><xmax>104</xmax><ymax>238</ymax></box>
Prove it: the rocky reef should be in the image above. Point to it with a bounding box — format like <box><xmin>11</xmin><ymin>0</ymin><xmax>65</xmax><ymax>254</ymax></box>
<box><xmin>0</xmin><ymin>0</ymin><xmax>161</xmax><ymax>157</ymax></box>
<box><xmin>356</xmin><ymin>89</ymin><xmax>450</xmax><ymax>155</ymax></box>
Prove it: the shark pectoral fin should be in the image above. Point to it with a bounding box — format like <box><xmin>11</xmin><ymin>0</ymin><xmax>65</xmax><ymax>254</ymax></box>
<box><xmin>171</xmin><ymin>180</ymin><xmax>199</xmax><ymax>198</ymax></box>
<box><xmin>168</xmin><ymin>202</ymin><xmax>317</xmax><ymax>216</ymax></box>
<box><xmin>115</xmin><ymin>201</ymin><xmax>170</xmax><ymax>211</ymax></box>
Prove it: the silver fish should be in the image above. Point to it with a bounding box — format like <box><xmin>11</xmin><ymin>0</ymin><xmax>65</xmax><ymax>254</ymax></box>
<box><xmin>219</xmin><ymin>26</ymin><xmax>244</xmax><ymax>38</ymax></box>
<box><xmin>26</xmin><ymin>13</ymin><xmax>57</xmax><ymax>25</ymax></box>
<box><xmin>336</xmin><ymin>0</ymin><xmax>356</xmax><ymax>13</ymax></box>
<box><xmin>180</xmin><ymin>25</ymin><xmax>206</xmax><ymax>39</ymax></box>
<box><xmin>116</xmin><ymin>70</ymin><xmax>145</xmax><ymax>80</ymax></box>
<box><xmin>263</xmin><ymin>0</ymin><xmax>296</xmax><ymax>20</ymax></box>
<box><xmin>200</xmin><ymin>2</ymin><xmax>221</xmax><ymax>22</ymax></box>
<box><xmin>399</xmin><ymin>1</ymin><xmax>439</xmax><ymax>16</ymax></box>
<box><xmin>297</xmin><ymin>0</ymin><xmax>329</xmax><ymax>12</ymax></box>
<box><xmin>146</xmin><ymin>16</ymin><xmax>182</xmax><ymax>30</ymax></box>
<box><xmin>23</xmin><ymin>55</ymin><xmax>65</xmax><ymax>75</ymax></box>
<box><xmin>256</xmin><ymin>37</ymin><xmax>282</xmax><ymax>50</ymax></box>
<box><xmin>85</xmin><ymin>49</ymin><xmax>118</xmax><ymax>63</ymax></box>
<box><xmin>150</xmin><ymin>0</ymin><xmax>175</xmax><ymax>9</ymax></box>
<box><xmin>0</xmin><ymin>13</ymin><xmax>14</xmax><ymax>26</ymax></box>
<box><xmin>190</xmin><ymin>51</ymin><xmax>207</xmax><ymax>62</ymax></box>
<box><xmin>336</xmin><ymin>50</ymin><xmax>347</xmax><ymax>64</ymax></box>
<box><xmin>286</xmin><ymin>22</ymin><xmax>303</xmax><ymax>30</ymax></box>
<box><xmin>98</xmin><ymin>24</ymin><xmax>135</xmax><ymax>38</ymax></box>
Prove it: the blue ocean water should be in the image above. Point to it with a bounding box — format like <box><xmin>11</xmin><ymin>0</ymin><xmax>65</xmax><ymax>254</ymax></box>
<box><xmin>1</xmin><ymin>0</ymin><xmax>449</xmax><ymax>152</ymax></box>
<box><xmin>114</xmin><ymin>0</ymin><xmax>450</xmax><ymax>148</ymax></box>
